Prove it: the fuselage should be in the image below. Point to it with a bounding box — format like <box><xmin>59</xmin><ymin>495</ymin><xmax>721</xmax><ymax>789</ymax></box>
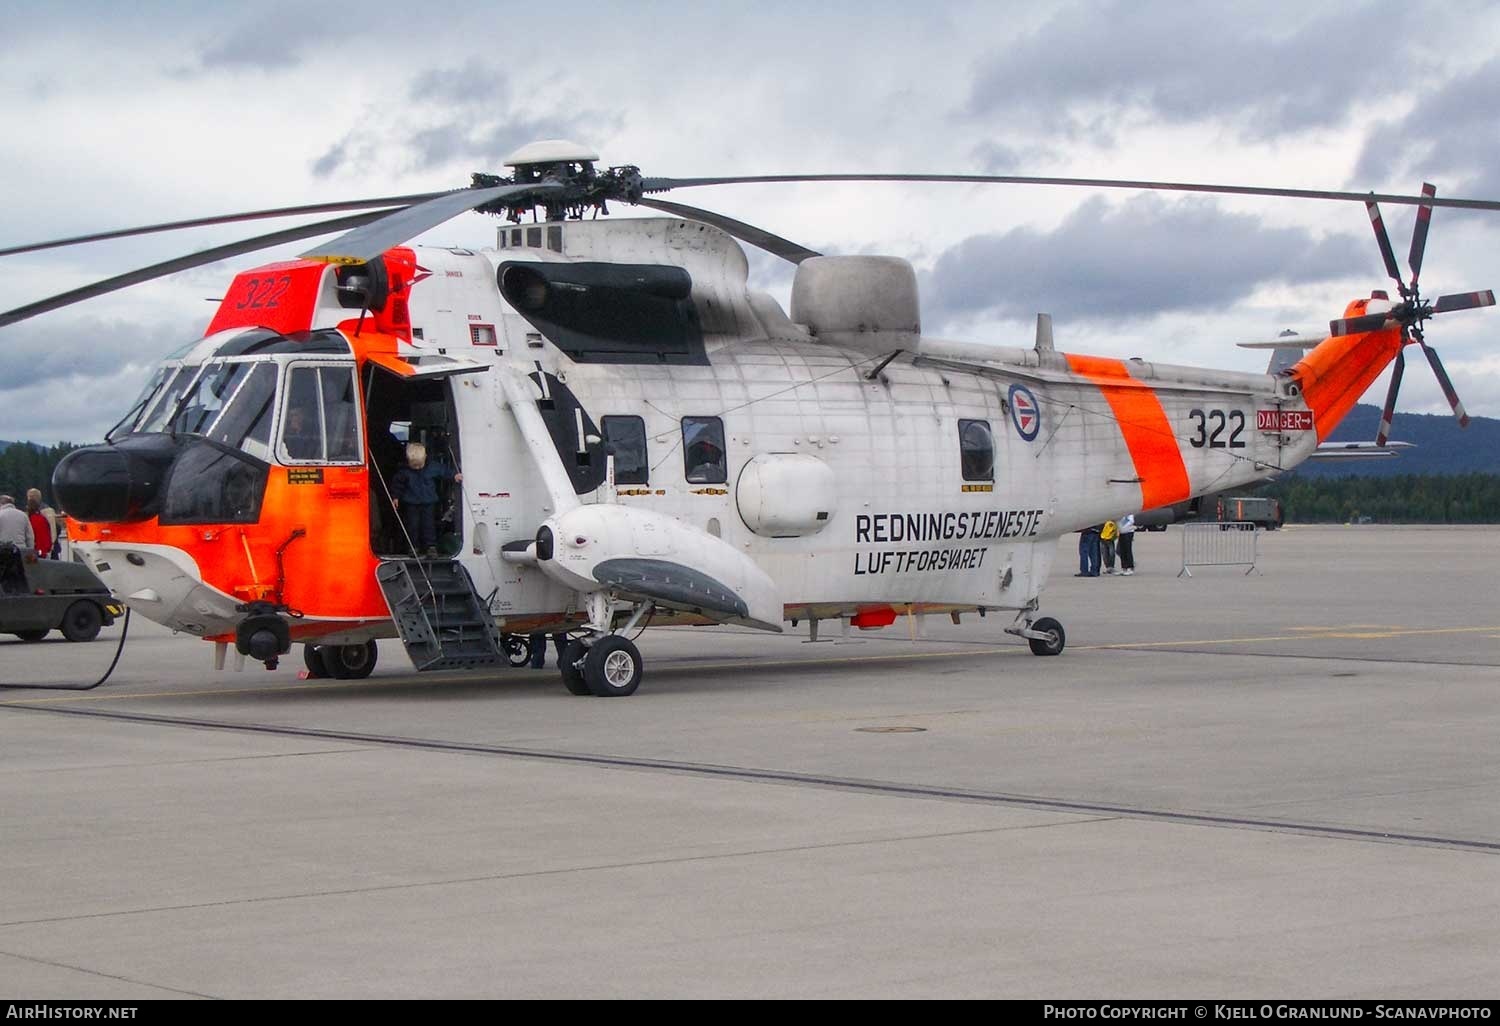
<box><xmin>60</xmin><ymin>215</ymin><xmax>1345</xmax><ymax>649</ymax></box>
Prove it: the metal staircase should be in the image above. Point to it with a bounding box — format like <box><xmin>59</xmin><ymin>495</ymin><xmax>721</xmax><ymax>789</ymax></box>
<box><xmin>375</xmin><ymin>559</ymin><xmax>506</xmax><ymax>671</ymax></box>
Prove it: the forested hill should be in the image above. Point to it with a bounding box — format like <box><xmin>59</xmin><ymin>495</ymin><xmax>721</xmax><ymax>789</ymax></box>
<box><xmin>1289</xmin><ymin>405</ymin><xmax>1500</xmax><ymax>478</ymax></box>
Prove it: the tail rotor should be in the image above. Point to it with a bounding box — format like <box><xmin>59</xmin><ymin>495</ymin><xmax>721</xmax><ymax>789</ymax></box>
<box><xmin>1329</xmin><ymin>182</ymin><xmax>1493</xmax><ymax>433</ymax></box>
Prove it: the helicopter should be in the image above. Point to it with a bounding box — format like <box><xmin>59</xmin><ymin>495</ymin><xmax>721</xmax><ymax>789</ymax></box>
<box><xmin>3</xmin><ymin>140</ymin><xmax>1494</xmax><ymax>696</ymax></box>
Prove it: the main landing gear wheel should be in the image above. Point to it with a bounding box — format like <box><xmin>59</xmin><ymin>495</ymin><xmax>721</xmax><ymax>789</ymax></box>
<box><xmin>584</xmin><ymin>635</ymin><xmax>643</xmax><ymax>698</ymax></box>
<box><xmin>60</xmin><ymin>601</ymin><xmax>103</xmax><ymax>642</ymax></box>
<box><xmin>1028</xmin><ymin>617</ymin><xmax>1065</xmax><ymax>657</ymax></box>
<box><xmin>559</xmin><ymin>639</ymin><xmax>591</xmax><ymax>696</ymax></box>
<box><xmin>319</xmin><ymin>640</ymin><xmax>379</xmax><ymax>679</ymax></box>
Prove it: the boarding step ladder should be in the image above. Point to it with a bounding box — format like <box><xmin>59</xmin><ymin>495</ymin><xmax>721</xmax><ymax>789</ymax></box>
<box><xmin>375</xmin><ymin>558</ymin><xmax>507</xmax><ymax>671</ymax></box>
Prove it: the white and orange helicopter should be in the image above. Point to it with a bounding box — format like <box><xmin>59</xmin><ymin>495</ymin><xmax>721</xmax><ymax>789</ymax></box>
<box><xmin>3</xmin><ymin>141</ymin><xmax>1494</xmax><ymax>695</ymax></box>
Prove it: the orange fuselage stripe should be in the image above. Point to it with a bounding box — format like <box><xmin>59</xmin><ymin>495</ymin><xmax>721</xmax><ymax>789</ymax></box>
<box><xmin>1064</xmin><ymin>354</ymin><xmax>1191</xmax><ymax>509</ymax></box>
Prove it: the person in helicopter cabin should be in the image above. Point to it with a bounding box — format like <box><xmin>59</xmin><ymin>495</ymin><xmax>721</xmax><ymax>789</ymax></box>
<box><xmin>390</xmin><ymin>441</ymin><xmax>462</xmax><ymax>557</ymax></box>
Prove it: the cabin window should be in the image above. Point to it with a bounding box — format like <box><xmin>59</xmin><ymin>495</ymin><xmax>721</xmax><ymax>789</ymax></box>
<box><xmin>279</xmin><ymin>364</ymin><xmax>362</xmax><ymax>464</ymax></box>
<box><xmin>526</xmin><ymin>227</ymin><xmax>542</xmax><ymax>248</ymax></box>
<box><xmin>682</xmin><ymin>416</ymin><xmax>727</xmax><ymax>484</ymax></box>
<box><xmin>547</xmin><ymin>226</ymin><xmax>563</xmax><ymax>252</ymax></box>
<box><xmin>602</xmin><ymin>416</ymin><xmax>649</xmax><ymax>485</ymax></box>
<box><xmin>959</xmin><ymin>418</ymin><xmax>995</xmax><ymax>481</ymax></box>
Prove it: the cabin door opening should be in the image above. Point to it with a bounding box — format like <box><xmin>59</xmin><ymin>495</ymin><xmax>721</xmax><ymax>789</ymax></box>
<box><xmin>363</xmin><ymin>367</ymin><xmax>464</xmax><ymax>558</ymax></box>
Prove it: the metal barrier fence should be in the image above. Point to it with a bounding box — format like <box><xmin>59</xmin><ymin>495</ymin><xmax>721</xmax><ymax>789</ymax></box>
<box><xmin>1179</xmin><ymin>522</ymin><xmax>1260</xmax><ymax>577</ymax></box>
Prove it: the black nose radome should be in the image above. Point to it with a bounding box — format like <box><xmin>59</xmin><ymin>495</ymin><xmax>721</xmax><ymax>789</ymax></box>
<box><xmin>53</xmin><ymin>435</ymin><xmax>181</xmax><ymax>523</ymax></box>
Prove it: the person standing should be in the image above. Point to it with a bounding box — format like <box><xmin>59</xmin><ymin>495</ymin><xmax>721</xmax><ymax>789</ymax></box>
<box><xmin>27</xmin><ymin>488</ymin><xmax>60</xmax><ymax>559</ymax></box>
<box><xmin>1075</xmin><ymin>524</ymin><xmax>1102</xmax><ymax>577</ymax></box>
<box><xmin>0</xmin><ymin>494</ymin><xmax>34</xmax><ymax>554</ymax></box>
<box><xmin>390</xmin><ymin>442</ymin><xmax>462</xmax><ymax>557</ymax></box>
<box><xmin>528</xmin><ymin>631</ymin><xmax>572</xmax><ymax>670</ymax></box>
<box><xmin>1117</xmin><ymin>513</ymin><xmax>1137</xmax><ymax>576</ymax></box>
<box><xmin>1100</xmin><ymin>519</ymin><xmax>1118</xmax><ymax>574</ymax></box>
<box><xmin>25</xmin><ymin>491</ymin><xmax>52</xmax><ymax>560</ymax></box>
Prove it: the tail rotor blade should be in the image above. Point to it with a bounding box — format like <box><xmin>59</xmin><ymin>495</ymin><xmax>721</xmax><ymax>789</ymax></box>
<box><xmin>1407</xmin><ymin>183</ymin><xmax>1436</xmax><ymax>287</ymax></box>
<box><xmin>1366</xmin><ymin>199</ymin><xmax>1405</xmax><ymax>290</ymax></box>
<box><xmin>1376</xmin><ymin>348</ymin><xmax>1405</xmax><ymax>446</ymax></box>
<box><xmin>1432</xmin><ymin>289</ymin><xmax>1496</xmax><ymax>314</ymax></box>
<box><xmin>1419</xmin><ymin>342</ymin><xmax>1471</xmax><ymax>428</ymax></box>
<box><xmin>1330</xmin><ymin>312</ymin><xmax>1393</xmax><ymax>336</ymax></box>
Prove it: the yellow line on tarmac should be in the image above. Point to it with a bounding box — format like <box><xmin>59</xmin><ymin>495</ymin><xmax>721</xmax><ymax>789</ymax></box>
<box><xmin>1089</xmin><ymin>625</ymin><xmax>1500</xmax><ymax>649</ymax></box>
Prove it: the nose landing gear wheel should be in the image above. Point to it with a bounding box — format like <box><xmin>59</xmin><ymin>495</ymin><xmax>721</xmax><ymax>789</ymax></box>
<box><xmin>1028</xmin><ymin>617</ymin><xmax>1065</xmax><ymax>656</ymax></box>
<box><xmin>584</xmin><ymin>635</ymin><xmax>642</xmax><ymax>697</ymax></box>
<box><xmin>303</xmin><ymin>644</ymin><xmax>328</xmax><ymax>678</ymax></box>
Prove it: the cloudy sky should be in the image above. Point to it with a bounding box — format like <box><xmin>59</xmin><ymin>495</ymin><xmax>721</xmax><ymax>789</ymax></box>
<box><xmin>3</xmin><ymin>0</ymin><xmax>1498</xmax><ymax>443</ymax></box>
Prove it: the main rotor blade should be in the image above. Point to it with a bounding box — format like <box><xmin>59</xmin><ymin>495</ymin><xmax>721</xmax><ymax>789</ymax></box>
<box><xmin>641</xmin><ymin>174</ymin><xmax>1500</xmax><ymax>211</ymax></box>
<box><xmin>1419</xmin><ymin>342</ymin><xmax>1470</xmax><ymax>428</ymax></box>
<box><xmin>0</xmin><ymin>193</ymin><xmax>447</xmax><ymax>259</ymax></box>
<box><xmin>1330</xmin><ymin>312</ymin><xmax>1393</xmax><ymax>336</ymax></box>
<box><xmin>1432</xmin><ymin>289</ymin><xmax>1496</xmax><ymax>314</ymax></box>
<box><xmin>0</xmin><ymin>209</ymin><xmax>391</xmax><ymax>329</ymax></box>
<box><xmin>300</xmin><ymin>183</ymin><xmax>561</xmax><ymax>264</ymax></box>
<box><xmin>1366</xmin><ymin>200</ymin><xmax>1404</xmax><ymax>291</ymax></box>
<box><xmin>632</xmin><ymin>197</ymin><xmax>822</xmax><ymax>264</ymax></box>
<box><xmin>1376</xmin><ymin>348</ymin><xmax>1405</xmax><ymax>447</ymax></box>
<box><xmin>1407</xmin><ymin>183</ymin><xmax>1436</xmax><ymax>287</ymax></box>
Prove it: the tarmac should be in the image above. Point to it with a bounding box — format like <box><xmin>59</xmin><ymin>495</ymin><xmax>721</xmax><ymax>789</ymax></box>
<box><xmin>1</xmin><ymin>525</ymin><xmax>1497</xmax><ymax>999</ymax></box>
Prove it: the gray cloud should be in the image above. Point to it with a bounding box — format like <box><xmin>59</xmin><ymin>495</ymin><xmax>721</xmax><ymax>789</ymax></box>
<box><xmin>921</xmin><ymin>195</ymin><xmax>1366</xmax><ymax>326</ymax></box>
<box><xmin>1351</xmin><ymin>57</ymin><xmax>1500</xmax><ymax>201</ymax></box>
<box><xmin>312</xmin><ymin>61</ymin><xmax>620</xmax><ymax>178</ymax></box>
<box><xmin>965</xmin><ymin>0</ymin><xmax>1424</xmax><ymax>141</ymax></box>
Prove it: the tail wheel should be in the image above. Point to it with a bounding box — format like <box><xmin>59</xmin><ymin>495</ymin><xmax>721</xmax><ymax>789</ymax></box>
<box><xmin>303</xmin><ymin>644</ymin><xmax>329</xmax><ymax>679</ymax></box>
<box><xmin>322</xmin><ymin>640</ymin><xmax>378</xmax><ymax>679</ymax></box>
<box><xmin>503</xmin><ymin>635</ymin><xmax>532</xmax><ymax>668</ymax></box>
<box><xmin>584</xmin><ymin>635</ymin><xmax>643</xmax><ymax>697</ymax></box>
<box><xmin>60</xmin><ymin>601</ymin><xmax>103</xmax><ymax>642</ymax></box>
<box><xmin>559</xmin><ymin>639</ymin><xmax>591</xmax><ymax>696</ymax></box>
<box><xmin>1028</xmin><ymin>617</ymin><xmax>1065</xmax><ymax>657</ymax></box>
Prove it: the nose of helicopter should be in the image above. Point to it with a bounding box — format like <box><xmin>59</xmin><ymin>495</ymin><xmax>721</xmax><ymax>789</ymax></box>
<box><xmin>53</xmin><ymin>435</ymin><xmax>181</xmax><ymax>523</ymax></box>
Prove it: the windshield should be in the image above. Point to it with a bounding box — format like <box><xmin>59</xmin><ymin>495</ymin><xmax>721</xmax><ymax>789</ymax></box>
<box><xmin>137</xmin><ymin>366</ymin><xmax>202</xmax><ymax>434</ymax></box>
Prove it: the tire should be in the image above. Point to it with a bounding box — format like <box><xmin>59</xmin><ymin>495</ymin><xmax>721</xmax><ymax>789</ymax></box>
<box><xmin>60</xmin><ymin>601</ymin><xmax>103</xmax><ymax>643</ymax></box>
<box><xmin>321</xmin><ymin>640</ymin><xmax>378</xmax><ymax>679</ymax></box>
<box><xmin>303</xmin><ymin>644</ymin><xmax>329</xmax><ymax>679</ymax></box>
<box><xmin>13</xmin><ymin>629</ymin><xmax>48</xmax><ymax>642</ymax></box>
<box><xmin>503</xmin><ymin>634</ymin><xmax>532</xmax><ymax>668</ymax></box>
<box><xmin>560</xmin><ymin>639</ymin><xmax>591</xmax><ymax>696</ymax></box>
<box><xmin>1027</xmin><ymin>616</ymin><xmax>1065</xmax><ymax>657</ymax></box>
<box><xmin>584</xmin><ymin>635</ymin><xmax>643</xmax><ymax>697</ymax></box>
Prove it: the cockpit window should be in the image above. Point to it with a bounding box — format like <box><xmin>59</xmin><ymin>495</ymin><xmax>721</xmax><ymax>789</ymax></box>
<box><xmin>206</xmin><ymin>362</ymin><xmax>278</xmax><ymax>458</ymax></box>
<box><xmin>168</xmin><ymin>362</ymin><xmax>258</xmax><ymax>436</ymax></box>
<box><xmin>278</xmin><ymin>364</ymin><xmax>362</xmax><ymax>465</ymax></box>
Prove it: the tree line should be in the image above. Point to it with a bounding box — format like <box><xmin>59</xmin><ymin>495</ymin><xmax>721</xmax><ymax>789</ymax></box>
<box><xmin>0</xmin><ymin>442</ymin><xmax>78</xmax><ymax>504</ymax></box>
<box><xmin>1250</xmin><ymin>473</ymin><xmax>1500</xmax><ymax>524</ymax></box>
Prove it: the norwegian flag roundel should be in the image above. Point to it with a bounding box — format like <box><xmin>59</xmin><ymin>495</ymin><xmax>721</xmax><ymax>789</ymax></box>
<box><xmin>1008</xmin><ymin>384</ymin><xmax>1041</xmax><ymax>441</ymax></box>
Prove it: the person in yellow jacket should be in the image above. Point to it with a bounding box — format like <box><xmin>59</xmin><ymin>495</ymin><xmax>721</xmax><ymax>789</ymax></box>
<box><xmin>1100</xmin><ymin>519</ymin><xmax>1119</xmax><ymax>574</ymax></box>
